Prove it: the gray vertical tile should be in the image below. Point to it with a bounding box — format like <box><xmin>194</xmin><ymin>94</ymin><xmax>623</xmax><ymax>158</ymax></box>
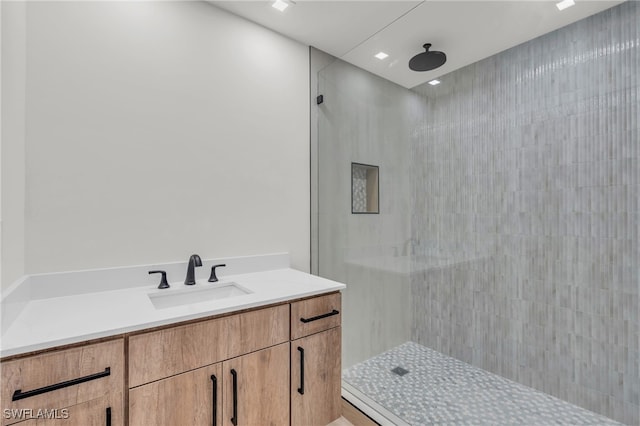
<box><xmin>318</xmin><ymin>1</ymin><xmax>637</xmax><ymax>424</ymax></box>
<box><xmin>410</xmin><ymin>2</ymin><xmax>638</xmax><ymax>424</ymax></box>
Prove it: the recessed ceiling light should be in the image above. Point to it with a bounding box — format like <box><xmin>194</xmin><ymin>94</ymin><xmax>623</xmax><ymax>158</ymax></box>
<box><xmin>428</xmin><ymin>79</ymin><xmax>441</xmax><ymax>86</ymax></box>
<box><xmin>272</xmin><ymin>0</ymin><xmax>289</xmax><ymax>12</ymax></box>
<box><xmin>374</xmin><ymin>52</ymin><xmax>389</xmax><ymax>60</ymax></box>
<box><xmin>556</xmin><ymin>0</ymin><xmax>575</xmax><ymax>11</ymax></box>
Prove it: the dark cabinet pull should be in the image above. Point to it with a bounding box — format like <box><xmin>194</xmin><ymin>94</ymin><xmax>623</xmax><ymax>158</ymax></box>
<box><xmin>297</xmin><ymin>346</ymin><xmax>305</xmax><ymax>395</ymax></box>
<box><xmin>300</xmin><ymin>309</ymin><xmax>339</xmax><ymax>323</ymax></box>
<box><xmin>230</xmin><ymin>369</ymin><xmax>238</xmax><ymax>426</ymax></box>
<box><xmin>106</xmin><ymin>407</ymin><xmax>111</xmax><ymax>426</ymax></box>
<box><xmin>211</xmin><ymin>374</ymin><xmax>217</xmax><ymax>426</ymax></box>
<box><xmin>12</xmin><ymin>367</ymin><xmax>111</xmax><ymax>401</ymax></box>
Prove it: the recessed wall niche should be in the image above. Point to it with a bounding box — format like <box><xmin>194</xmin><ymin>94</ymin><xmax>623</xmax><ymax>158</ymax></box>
<box><xmin>351</xmin><ymin>163</ymin><xmax>379</xmax><ymax>214</ymax></box>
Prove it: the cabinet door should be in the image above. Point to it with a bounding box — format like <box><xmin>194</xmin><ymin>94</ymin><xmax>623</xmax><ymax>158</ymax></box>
<box><xmin>1</xmin><ymin>339</ymin><xmax>124</xmax><ymax>426</ymax></box>
<box><xmin>291</xmin><ymin>327</ymin><xmax>342</xmax><ymax>426</ymax></box>
<box><xmin>222</xmin><ymin>343</ymin><xmax>289</xmax><ymax>426</ymax></box>
<box><xmin>12</xmin><ymin>393</ymin><xmax>120</xmax><ymax>426</ymax></box>
<box><xmin>129</xmin><ymin>363</ymin><xmax>222</xmax><ymax>426</ymax></box>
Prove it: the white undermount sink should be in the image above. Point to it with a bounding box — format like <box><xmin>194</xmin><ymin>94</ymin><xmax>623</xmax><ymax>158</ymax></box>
<box><xmin>148</xmin><ymin>282</ymin><xmax>252</xmax><ymax>309</ymax></box>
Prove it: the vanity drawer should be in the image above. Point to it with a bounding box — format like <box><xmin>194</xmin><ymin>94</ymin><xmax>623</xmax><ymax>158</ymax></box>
<box><xmin>1</xmin><ymin>339</ymin><xmax>124</xmax><ymax>426</ymax></box>
<box><xmin>128</xmin><ymin>304</ymin><xmax>289</xmax><ymax>387</ymax></box>
<box><xmin>291</xmin><ymin>292</ymin><xmax>341</xmax><ymax>339</ymax></box>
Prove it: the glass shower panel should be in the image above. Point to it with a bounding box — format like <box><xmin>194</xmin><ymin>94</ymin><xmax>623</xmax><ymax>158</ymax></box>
<box><xmin>316</xmin><ymin>58</ymin><xmax>425</xmax><ymax>420</ymax></box>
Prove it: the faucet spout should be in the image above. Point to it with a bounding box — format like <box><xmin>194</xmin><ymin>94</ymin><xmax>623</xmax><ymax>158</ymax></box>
<box><xmin>185</xmin><ymin>254</ymin><xmax>202</xmax><ymax>285</ymax></box>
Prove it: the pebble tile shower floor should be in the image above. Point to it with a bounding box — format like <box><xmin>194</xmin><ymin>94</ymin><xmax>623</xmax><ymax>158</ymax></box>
<box><xmin>343</xmin><ymin>342</ymin><xmax>621</xmax><ymax>425</ymax></box>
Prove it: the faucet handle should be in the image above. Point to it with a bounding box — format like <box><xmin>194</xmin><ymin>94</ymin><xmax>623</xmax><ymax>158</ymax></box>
<box><xmin>149</xmin><ymin>270</ymin><xmax>170</xmax><ymax>289</ymax></box>
<box><xmin>208</xmin><ymin>264</ymin><xmax>226</xmax><ymax>283</ymax></box>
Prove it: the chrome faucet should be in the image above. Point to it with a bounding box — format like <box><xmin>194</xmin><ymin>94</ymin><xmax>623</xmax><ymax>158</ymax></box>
<box><xmin>184</xmin><ymin>254</ymin><xmax>202</xmax><ymax>285</ymax></box>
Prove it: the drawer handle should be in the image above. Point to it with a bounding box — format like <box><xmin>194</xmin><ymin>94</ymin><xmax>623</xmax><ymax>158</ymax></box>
<box><xmin>211</xmin><ymin>374</ymin><xmax>217</xmax><ymax>426</ymax></box>
<box><xmin>106</xmin><ymin>407</ymin><xmax>111</xmax><ymax>426</ymax></box>
<box><xmin>12</xmin><ymin>367</ymin><xmax>111</xmax><ymax>401</ymax></box>
<box><xmin>300</xmin><ymin>309</ymin><xmax>339</xmax><ymax>323</ymax></box>
<box><xmin>297</xmin><ymin>346</ymin><xmax>305</xmax><ymax>395</ymax></box>
<box><xmin>230</xmin><ymin>369</ymin><xmax>238</xmax><ymax>426</ymax></box>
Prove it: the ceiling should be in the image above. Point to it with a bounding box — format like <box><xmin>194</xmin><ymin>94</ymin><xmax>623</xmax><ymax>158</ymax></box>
<box><xmin>210</xmin><ymin>0</ymin><xmax>624</xmax><ymax>89</ymax></box>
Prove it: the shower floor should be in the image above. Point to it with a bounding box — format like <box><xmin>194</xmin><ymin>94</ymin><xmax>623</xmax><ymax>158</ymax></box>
<box><xmin>343</xmin><ymin>342</ymin><xmax>620</xmax><ymax>426</ymax></box>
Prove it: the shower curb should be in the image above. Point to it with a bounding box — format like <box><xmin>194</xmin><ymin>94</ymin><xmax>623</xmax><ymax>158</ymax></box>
<box><xmin>342</xmin><ymin>381</ymin><xmax>411</xmax><ymax>426</ymax></box>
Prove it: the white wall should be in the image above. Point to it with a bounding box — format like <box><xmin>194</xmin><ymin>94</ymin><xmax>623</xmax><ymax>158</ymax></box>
<box><xmin>3</xmin><ymin>0</ymin><xmax>309</xmax><ymax>286</ymax></box>
<box><xmin>1</xmin><ymin>1</ymin><xmax>27</xmax><ymax>289</ymax></box>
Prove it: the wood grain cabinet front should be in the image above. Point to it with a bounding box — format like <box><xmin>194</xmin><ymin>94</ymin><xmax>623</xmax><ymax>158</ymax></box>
<box><xmin>11</xmin><ymin>393</ymin><xmax>121</xmax><ymax>426</ymax></box>
<box><xmin>128</xmin><ymin>305</ymin><xmax>289</xmax><ymax>387</ymax></box>
<box><xmin>0</xmin><ymin>339</ymin><xmax>124</xmax><ymax>426</ymax></box>
<box><xmin>290</xmin><ymin>292</ymin><xmax>342</xmax><ymax>425</ymax></box>
<box><xmin>129</xmin><ymin>344</ymin><xmax>290</xmax><ymax>426</ymax></box>
<box><xmin>129</xmin><ymin>363</ymin><xmax>222</xmax><ymax>426</ymax></box>
<box><xmin>291</xmin><ymin>304</ymin><xmax>342</xmax><ymax>426</ymax></box>
<box><xmin>291</xmin><ymin>292</ymin><xmax>341</xmax><ymax>340</ymax></box>
<box><xmin>222</xmin><ymin>343</ymin><xmax>290</xmax><ymax>426</ymax></box>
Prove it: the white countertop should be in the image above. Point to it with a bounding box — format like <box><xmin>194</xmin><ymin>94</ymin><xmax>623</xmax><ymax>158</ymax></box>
<box><xmin>0</xmin><ymin>254</ymin><xmax>345</xmax><ymax>358</ymax></box>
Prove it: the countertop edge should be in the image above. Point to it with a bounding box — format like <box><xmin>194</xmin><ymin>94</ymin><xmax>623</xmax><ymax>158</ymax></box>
<box><xmin>0</xmin><ymin>284</ymin><xmax>345</xmax><ymax>360</ymax></box>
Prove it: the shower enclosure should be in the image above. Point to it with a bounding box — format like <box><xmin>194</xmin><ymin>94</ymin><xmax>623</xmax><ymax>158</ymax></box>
<box><xmin>312</xmin><ymin>2</ymin><xmax>639</xmax><ymax>425</ymax></box>
<box><xmin>315</xmin><ymin>57</ymin><xmax>423</xmax><ymax>424</ymax></box>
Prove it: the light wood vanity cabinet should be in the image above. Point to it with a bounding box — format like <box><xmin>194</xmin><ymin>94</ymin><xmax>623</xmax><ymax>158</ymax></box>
<box><xmin>128</xmin><ymin>293</ymin><xmax>341</xmax><ymax>426</ymax></box>
<box><xmin>291</xmin><ymin>293</ymin><xmax>342</xmax><ymax>426</ymax></box>
<box><xmin>0</xmin><ymin>339</ymin><xmax>124</xmax><ymax>426</ymax></box>
<box><xmin>1</xmin><ymin>292</ymin><xmax>341</xmax><ymax>426</ymax></box>
<box><xmin>127</xmin><ymin>304</ymin><xmax>290</xmax><ymax>426</ymax></box>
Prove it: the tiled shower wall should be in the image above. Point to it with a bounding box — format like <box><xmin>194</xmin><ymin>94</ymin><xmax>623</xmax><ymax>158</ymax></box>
<box><xmin>410</xmin><ymin>2</ymin><xmax>638</xmax><ymax>424</ymax></box>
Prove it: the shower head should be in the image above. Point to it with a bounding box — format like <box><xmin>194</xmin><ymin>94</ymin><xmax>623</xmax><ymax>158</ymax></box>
<box><xmin>408</xmin><ymin>43</ymin><xmax>447</xmax><ymax>72</ymax></box>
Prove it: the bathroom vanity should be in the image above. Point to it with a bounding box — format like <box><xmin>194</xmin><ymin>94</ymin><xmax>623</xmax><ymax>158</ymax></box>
<box><xmin>0</xmin><ymin>254</ymin><xmax>345</xmax><ymax>426</ymax></box>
